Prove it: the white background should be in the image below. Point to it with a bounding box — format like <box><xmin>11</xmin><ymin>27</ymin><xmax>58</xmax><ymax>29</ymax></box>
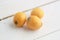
<box><xmin>0</xmin><ymin>0</ymin><xmax>60</xmax><ymax>40</ymax></box>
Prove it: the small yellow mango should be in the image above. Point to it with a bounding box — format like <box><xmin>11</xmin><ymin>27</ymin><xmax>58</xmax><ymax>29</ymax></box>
<box><xmin>31</xmin><ymin>8</ymin><xmax>44</xmax><ymax>19</ymax></box>
<box><xmin>13</xmin><ymin>12</ymin><xmax>26</xmax><ymax>28</ymax></box>
<box><xmin>27</xmin><ymin>15</ymin><xmax>42</xmax><ymax>30</ymax></box>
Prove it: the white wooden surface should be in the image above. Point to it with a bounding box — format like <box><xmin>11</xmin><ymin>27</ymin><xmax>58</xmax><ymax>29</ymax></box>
<box><xmin>0</xmin><ymin>0</ymin><xmax>60</xmax><ymax>40</ymax></box>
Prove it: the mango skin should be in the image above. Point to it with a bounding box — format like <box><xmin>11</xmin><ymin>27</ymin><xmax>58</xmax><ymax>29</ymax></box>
<box><xmin>13</xmin><ymin>12</ymin><xmax>26</xmax><ymax>28</ymax></box>
<box><xmin>27</xmin><ymin>15</ymin><xmax>42</xmax><ymax>30</ymax></box>
<box><xmin>31</xmin><ymin>8</ymin><xmax>44</xmax><ymax>19</ymax></box>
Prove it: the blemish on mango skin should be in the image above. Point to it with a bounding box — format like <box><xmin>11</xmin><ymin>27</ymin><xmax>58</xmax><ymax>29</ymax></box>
<box><xmin>27</xmin><ymin>15</ymin><xmax>42</xmax><ymax>30</ymax></box>
<box><xmin>15</xmin><ymin>21</ymin><xmax>18</xmax><ymax>25</ymax></box>
<box><xmin>13</xmin><ymin>12</ymin><xmax>26</xmax><ymax>28</ymax></box>
<box><xmin>31</xmin><ymin>8</ymin><xmax>44</xmax><ymax>19</ymax></box>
